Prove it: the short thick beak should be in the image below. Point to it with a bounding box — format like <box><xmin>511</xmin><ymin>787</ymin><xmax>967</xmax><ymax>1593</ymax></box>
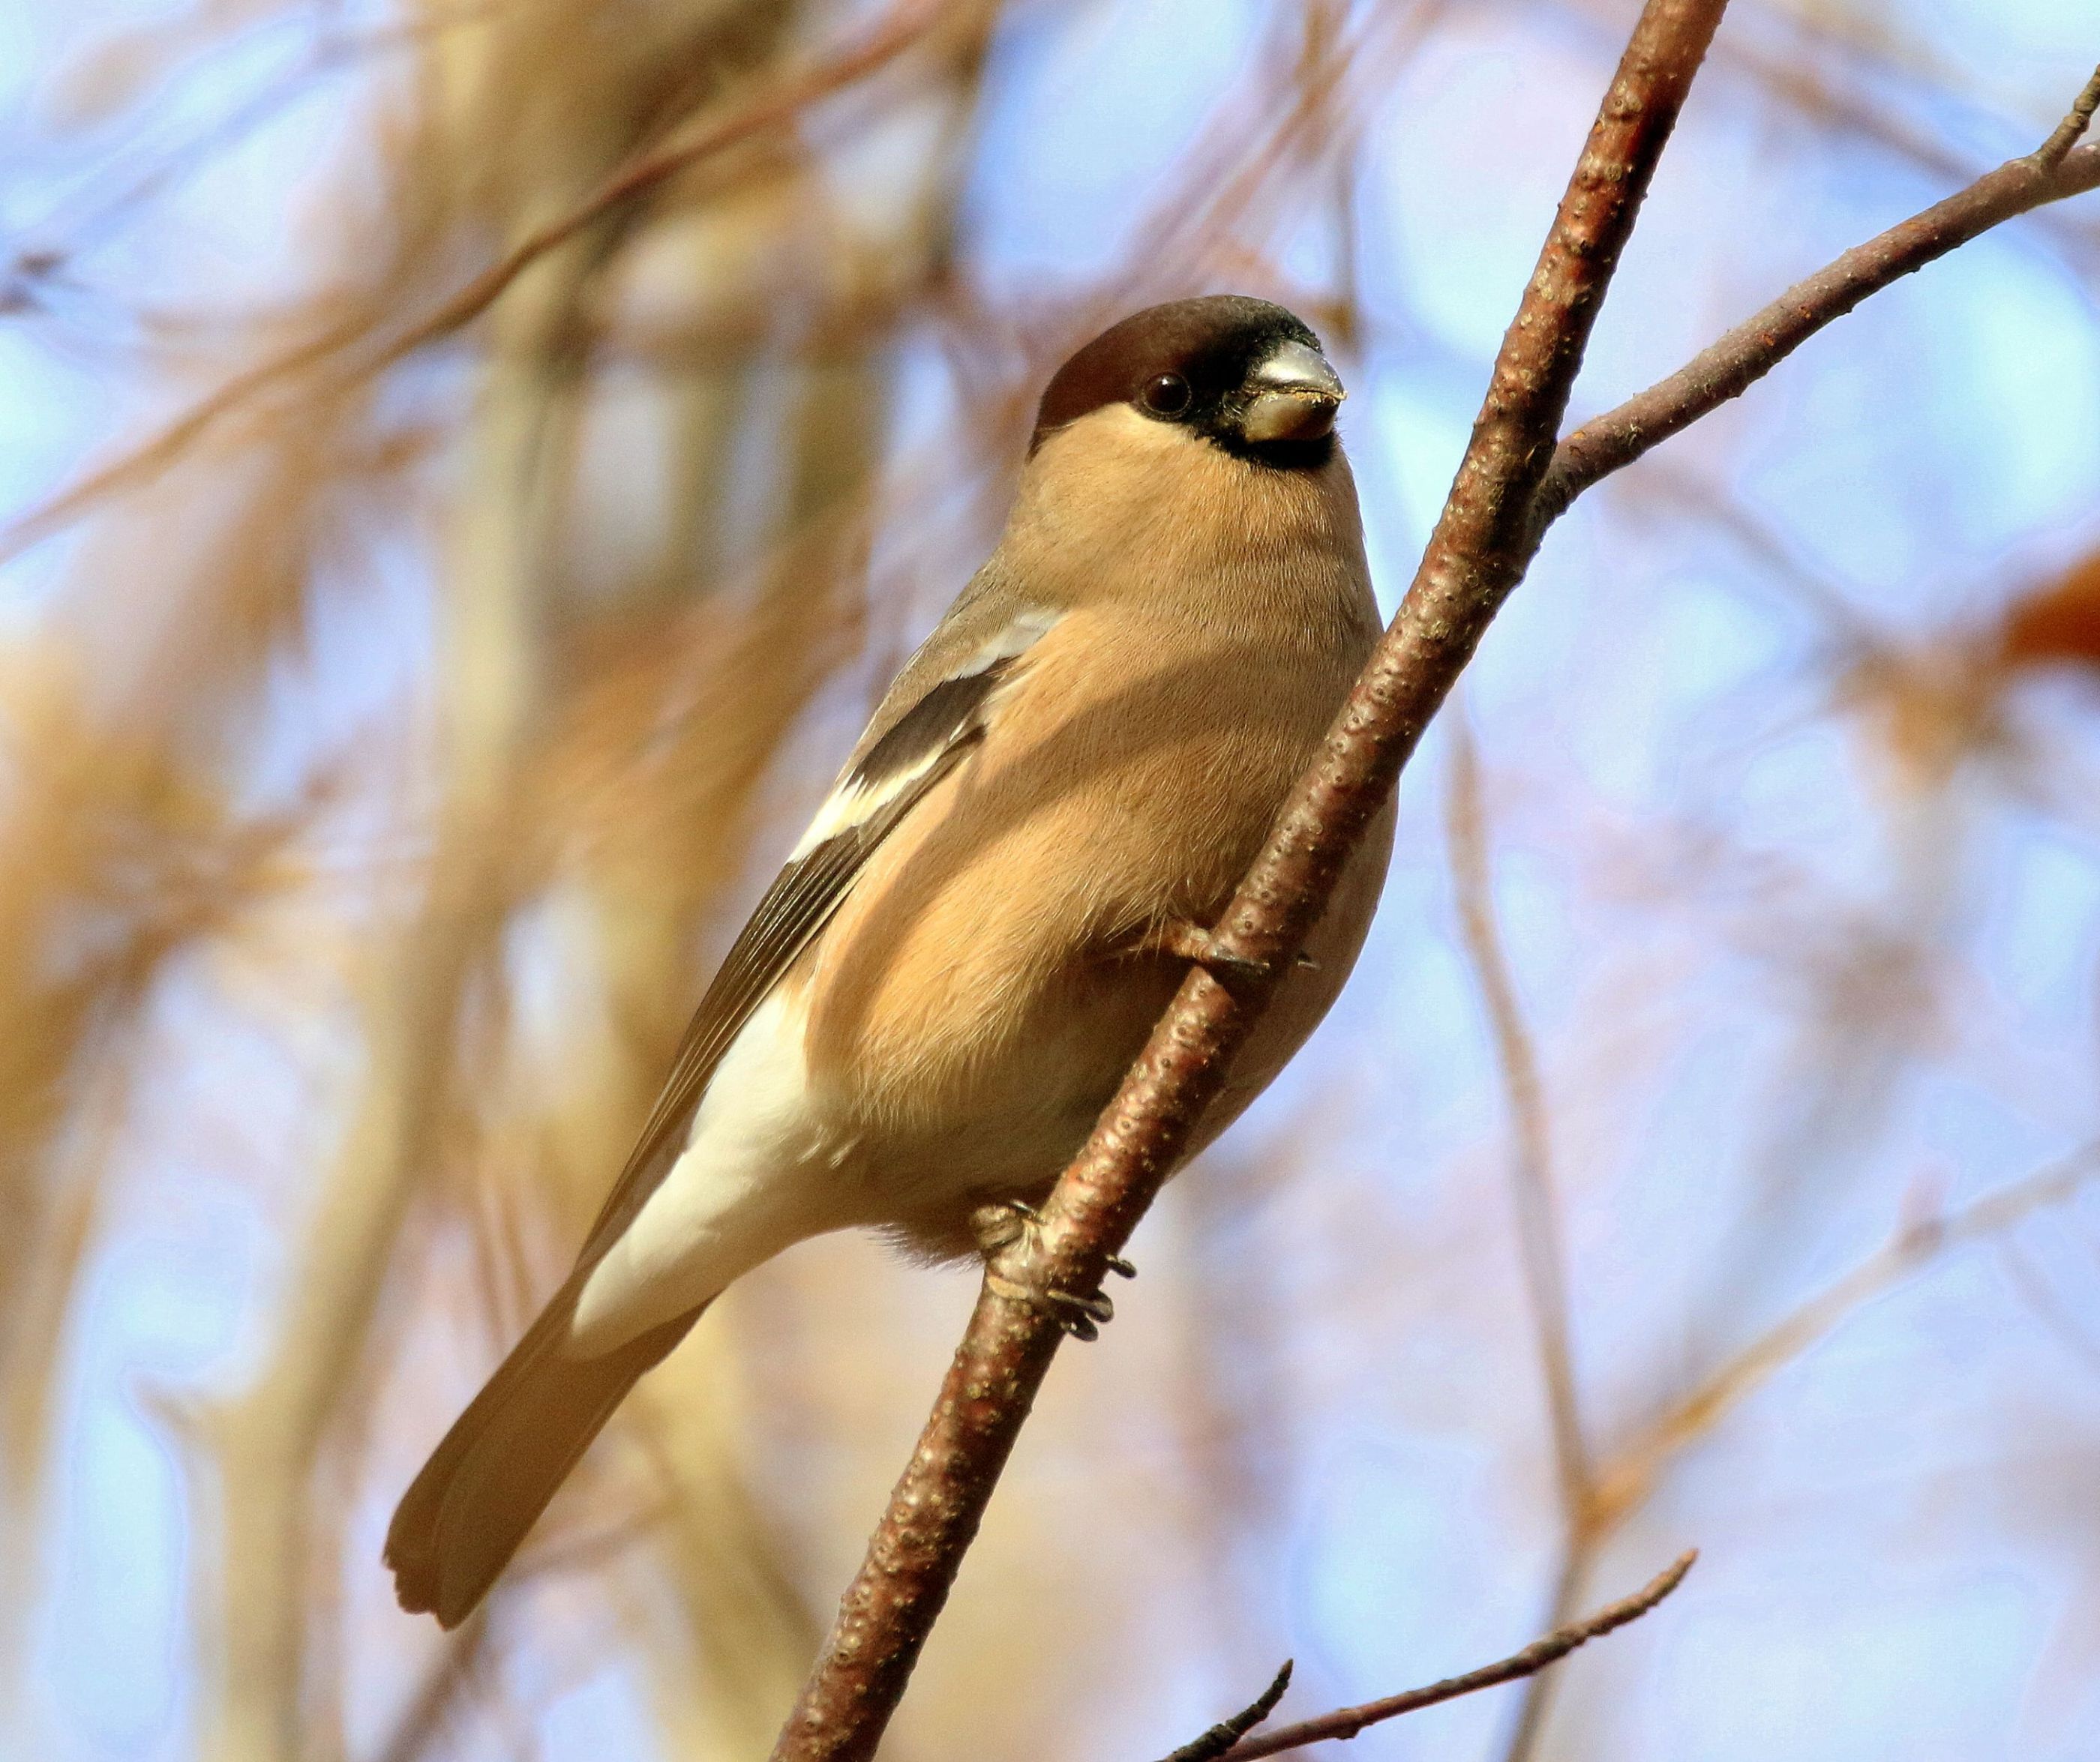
<box><xmin>1238</xmin><ymin>338</ymin><xmax>1345</xmax><ymax>443</ymax></box>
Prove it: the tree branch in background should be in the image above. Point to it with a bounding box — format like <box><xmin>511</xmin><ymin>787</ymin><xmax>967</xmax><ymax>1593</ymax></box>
<box><xmin>1498</xmin><ymin>1136</ymin><xmax>2100</xmax><ymax>1761</ymax></box>
<box><xmin>1157</xmin><ymin>1152</ymin><xmax>2098</xmax><ymax>1762</ymax></box>
<box><xmin>1446</xmin><ymin>715</ymin><xmax>1592</xmax><ymax>1523</ymax></box>
<box><xmin>1444</xmin><ymin>716</ymin><xmax>1601</xmax><ymax>1762</ymax></box>
<box><xmin>0</xmin><ymin>0</ymin><xmax>964</xmax><ymax>565</ymax></box>
<box><xmin>769</xmin><ymin>4</ymin><xmax>1732</xmax><ymax>1757</ymax></box>
<box><xmin>1588</xmin><ymin>1146</ymin><xmax>2100</xmax><ymax>1527</ymax></box>
<box><xmin>1152</xmin><ymin>1552</ymin><xmax>1695</xmax><ymax>1762</ymax></box>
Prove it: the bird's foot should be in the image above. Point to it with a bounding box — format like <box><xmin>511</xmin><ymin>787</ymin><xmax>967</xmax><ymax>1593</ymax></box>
<box><xmin>976</xmin><ymin>1200</ymin><xmax>1136</xmax><ymax>1342</ymax></box>
<box><xmin>968</xmin><ymin>1195</ymin><xmax>1037</xmax><ymax>1257</ymax></box>
<box><xmin>1148</xmin><ymin>918</ymin><xmax>1266</xmax><ymax>993</ymax></box>
<box><xmin>1139</xmin><ymin>919</ymin><xmax>1318</xmax><ymax>994</ymax></box>
<box><xmin>986</xmin><ymin>1273</ymin><xmax>1117</xmax><ymax>1341</ymax></box>
<box><xmin>979</xmin><ymin>1197</ymin><xmax>1136</xmax><ymax>1277</ymax></box>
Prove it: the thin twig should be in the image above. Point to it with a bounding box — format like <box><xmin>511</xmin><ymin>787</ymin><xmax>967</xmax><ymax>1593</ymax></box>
<box><xmin>2035</xmin><ymin>61</ymin><xmax>2100</xmax><ymax>171</ymax></box>
<box><xmin>1532</xmin><ymin>132</ymin><xmax>2100</xmax><ymax>533</ymax></box>
<box><xmin>1200</xmin><ymin>1553</ymin><xmax>1696</xmax><ymax>1761</ymax></box>
<box><xmin>1156</xmin><ymin>1661</ymin><xmax>1294</xmax><ymax>1762</ymax></box>
<box><xmin>767</xmin><ymin>7</ymin><xmax>1730</xmax><ymax>1758</ymax></box>
<box><xmin>360</xmin><ymin>0</ymin><xmax>960</xmax><ymax>371</ymax></box>
<box><xmin>1488</xmin><ymin>1145</ymin><xmax>2100</xmax><ymax>1762</ymax></box>
<box><xmin>1445</xmin><ymin>705</ymin><xmax>1606</xmax><ymax>1762</ymax></box>
<box><xmin>1999</xmin><ymin>1237</ymin><xmax>2100</xmax><ymax>1380</ymax></box>
<box><xmin>373</xmin><ymin>1616</ymin><xmax>492</xmax><ymax>1762</ymax></box>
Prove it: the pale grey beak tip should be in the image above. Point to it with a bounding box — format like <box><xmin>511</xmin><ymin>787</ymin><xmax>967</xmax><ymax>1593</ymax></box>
<box><xmin>1238</xmin><ymin>338</ymin><xmax>1346</xmax><ymax>444</ymax></box>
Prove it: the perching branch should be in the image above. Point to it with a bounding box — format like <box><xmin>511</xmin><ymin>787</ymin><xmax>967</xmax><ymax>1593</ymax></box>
<box><xmin>769</xmin><ymin>4</ymin><xmax>1730</xmax><ymax>1757</ymax></box>
<box><xmin>770</xmin><ymin>19</ymin><xmax>2100</xmax><ymax>1762</ymax></box>
<box><xmin>1183</xmin><ymin>1552</ymin><xmax>1696</xmax><ymax>1761</ymax></box>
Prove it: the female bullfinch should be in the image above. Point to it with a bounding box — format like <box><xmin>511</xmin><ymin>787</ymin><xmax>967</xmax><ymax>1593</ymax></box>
<box><xmin>387</xmin><ymin>294</ymin><xmax>1395</xmax><ymax>1626</ymax></box>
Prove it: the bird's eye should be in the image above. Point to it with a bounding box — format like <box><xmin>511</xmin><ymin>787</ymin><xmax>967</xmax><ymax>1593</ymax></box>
<box><xmin>1141</xmin><ymin>373</ymin><xmax>1192</xmax><ymax>418</ymax></box>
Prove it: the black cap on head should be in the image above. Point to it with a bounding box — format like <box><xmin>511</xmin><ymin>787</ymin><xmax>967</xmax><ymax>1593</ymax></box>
<box><xmin>1030</xmin><ymin>295</ymin><xmax>1342</xmax><ymax>466</ymax></box>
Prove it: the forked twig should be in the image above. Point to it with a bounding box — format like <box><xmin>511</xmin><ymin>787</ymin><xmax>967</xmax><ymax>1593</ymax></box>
<box><xmin>1151</xmin><ymin>1553</ymin><xmax>1695</xmax><ymax>1762</ymax></box>
<box><xmin>2035</xmin><ymin>61</ymin><xmax>2100</xmax><ymax>171</ymax></box>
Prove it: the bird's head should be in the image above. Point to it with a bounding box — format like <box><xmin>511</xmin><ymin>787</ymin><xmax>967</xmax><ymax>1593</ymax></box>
<box><xmin>1030</xmin><ymin>295</ymin><xmax>1345</xmax><ymax>469</ymax></box>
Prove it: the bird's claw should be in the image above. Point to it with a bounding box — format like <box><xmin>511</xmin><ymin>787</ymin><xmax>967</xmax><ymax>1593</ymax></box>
<box><xmin>1043</xmin><ymin>1286</ymin><xmax>1115</xmax><ymax>1340</ymax></box>
<box><xmin>1202</xmin><ymin>946</ymin><xmax>1269</xmax><ymax>992</ymax></box>
<box><xmin>984</xmin><ymin>1262</ymin><xmax>1124</xmax><ymax>1341</ymax></box>
<box><xmin>984</xmin><ymin>1198</ymin><xmax>1137</xmax><ymax>1278</ymax></box>
<box><xmin>1143</xmin><ymin>918</ymin><xmax>1274</xmax><ymax>996</ymax></box>
<box><xmin>985</xmin><ymin>1272</ymin><xmax>1114</xmax><ymax>1339</ymax></box>
<box><xmin>979</xmin><ymin>1197</ymin><xmax>1135</xmax><ymax>1338</ymax></box>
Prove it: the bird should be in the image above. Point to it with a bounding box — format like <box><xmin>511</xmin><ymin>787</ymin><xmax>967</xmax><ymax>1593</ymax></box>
<box><xmin>385</xmin><ymin>293</ymin><xmax>1396</xmax><ymax>1627</ymax></box>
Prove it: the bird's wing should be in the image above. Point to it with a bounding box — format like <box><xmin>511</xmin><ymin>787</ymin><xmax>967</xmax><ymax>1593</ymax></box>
<box><xmin>575</xmin><ymin>613</ymin><xmax>1055</xmax><ymax>1264</ymax></box>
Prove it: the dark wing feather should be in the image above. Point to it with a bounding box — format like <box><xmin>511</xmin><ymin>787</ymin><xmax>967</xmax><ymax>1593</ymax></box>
<box><xmin>575</xmin><ymin>658</ymin><xmax>1015</xmax><ymax>1265</ymax></box>
<box><xmin>848</xmin><ymin>664</ymin><xmax>1007</xmax><ymax>792</ymax></box>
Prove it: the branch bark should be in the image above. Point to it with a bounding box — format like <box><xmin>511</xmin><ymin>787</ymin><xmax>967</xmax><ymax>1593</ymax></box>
<box><xmin>769</xmin><ymin>4</ymin><xmax>1730</xmax><ymax>1757</ymax></box>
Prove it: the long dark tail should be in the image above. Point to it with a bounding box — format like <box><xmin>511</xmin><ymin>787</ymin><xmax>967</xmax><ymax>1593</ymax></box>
<box><xmin>385</xmin><ymin>1281</ymin><xmax>700</xmax><ymax>1628</ymax></box>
